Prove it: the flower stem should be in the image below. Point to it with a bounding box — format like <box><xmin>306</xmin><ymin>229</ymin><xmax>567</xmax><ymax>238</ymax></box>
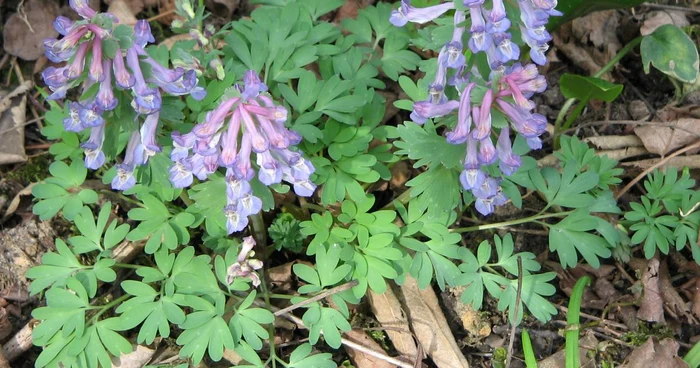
<box><xmin>552</xmin><ymin>36</ymin><xmax>644</xmax><ymax>148</ymax></box>
<box><xmin>451</xmin><ymin>210</ymin><xmax>572</xmax><ymax>233</ymax></box>
<box><xmin>89</xmin><ymin>294</ymin><xmax>131</xmax><ymax>325</ymax></box>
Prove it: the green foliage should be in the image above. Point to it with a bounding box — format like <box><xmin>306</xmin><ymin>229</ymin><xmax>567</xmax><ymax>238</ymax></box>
<box><xmin>308</xmin><ymin>105</ymin><xmax>397</xmax><ymax>204</ymax></box>
<box><xmin>341</xmin><ymin>2</ymin><xmax>421</xmax><ymax>81</ymax></box>
<box><xmin>641</xmin><ymin>24</ymin><xmax>700</xmax><ymax>84</ymax></box>
<box><xmin>566</xmin><ymin>276</ymin><xmax>590</xmax><ymax>368</ymax></box>
<box><xmin>270</xmin><ymin>213</ymin><xmax>306</xmax><ymax>253</ymax></box>
<box><xmin>293</xmin><ymin>244</ymin><xmax>355</xmax><ymax>348</ymax></box>
<box><xmin>624</xmin><ymin>169</ymin><xmax>699</xmax><ymax>260</ymax></box>
<box><xmin>126</xmin><ymin>192</ymin><xmax>195</xmax><ymax>254</ymax></box>
<box><xmin>559</xmin><ymin>74</ymin><xmax>624</xmax><ymax>102</ymax></box>
<box><xmin>32</xmin><ymin>161</ymin><xmax>98</xmax><ymax>221</ymax></box>
<box><xmin>457</xmin><ymin>234</ymin><xmax>557</xmax><ymax>324</ymax></box>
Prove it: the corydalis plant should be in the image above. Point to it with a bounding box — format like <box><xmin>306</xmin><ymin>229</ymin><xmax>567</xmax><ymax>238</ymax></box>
<box><xmin>42</xmin><ymin>0</ymin><xmax>204</xmax><ymax>191</ymax></box>
<box><xmin>392</xmin><ymin>0</ymin><xmax>557</xmax><ymax>215</ymax></box>
<box><xmin>169</xmin><ymin>71</ymin><xmax>316</xmax><ymax>234</ymax></box>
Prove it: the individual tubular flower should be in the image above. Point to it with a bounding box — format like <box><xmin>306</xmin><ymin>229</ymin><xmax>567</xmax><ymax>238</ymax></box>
<box><xmin>169</xmin><ymin>70</ymin><xmax>316</xmax><ymax>234</ymax></box>
<box><xmin>111</xmin><ymin>131</ymin><xmax>145</xmax><ymax>190</ymax></box>
<box><xmin>226</xmin><ymin>236</ymin><xmax>263</xmax><ymax>287</ymax></box>
<box><xmin>390</xmin><ymin>0</ymin><xmax>455</xmax><ymax>27</ymax></box>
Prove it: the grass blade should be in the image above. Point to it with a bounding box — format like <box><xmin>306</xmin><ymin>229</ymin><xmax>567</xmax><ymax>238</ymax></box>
<box><xmin>566</xmin><ymin>276</ymin><xmax>591</xmax><ymax>368</ymax></box>
<box><xmin>521</xmin><ymin>329</ymin><xmax>538</xmax><ymax>368</ymax></box>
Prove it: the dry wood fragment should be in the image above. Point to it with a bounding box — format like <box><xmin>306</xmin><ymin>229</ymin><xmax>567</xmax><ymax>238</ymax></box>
<box><xmin>399</xmin><ymin>275</ymin><xmax>469</xmax><ymax>368</ymax></box>
<box><xmin>343</xmin><ymin>329</ymin><xmax>395</xmax><ymax>368</ymax></box>
<box><xmin>2</xmin><ymin>319</ymin><xmax>37</xmax><ymax>362</ymax></box>
<box><xmin>637</xmin><ymin>259</ymin><xmax>665</xmax><ymax>323</ymax></box>
<box><xmin>367</xmin><ymin>287</ymin><xmax>418</xmax><ymax>359</ymax></box>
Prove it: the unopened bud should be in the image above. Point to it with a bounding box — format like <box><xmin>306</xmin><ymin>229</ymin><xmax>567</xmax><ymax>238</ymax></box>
<box><xmin>189</xmin><ymin>29</ymin><xmax>209</xmax><ymax>47</ymax></box>
<box><xmin>210</xmin><ymin>58</ymin><xmax>225</xmax><ymax>80</ymax></box>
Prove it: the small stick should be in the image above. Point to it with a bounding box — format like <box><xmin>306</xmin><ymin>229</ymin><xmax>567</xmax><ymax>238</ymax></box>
<box><xmin>555</xmin><ymin>305</ymin><xmax>629</xmax><ymax>330</ymax></box>
<box><xmin>273</xmin><ymin>280</ymin><xmax>358</xmax><ymax>317</ymax></box>
<box><xmin>505</xmin><ymin>257</ymin><xmax>524</xmax><ymax>368</ymax></box>
<box><xmin>615</xmin><ymin>139</ymin><xmax>700</xmax><ymax>200</ymax></box>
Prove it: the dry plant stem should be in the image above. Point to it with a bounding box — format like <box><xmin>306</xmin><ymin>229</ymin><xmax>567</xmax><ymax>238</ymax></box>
<box><xmin>505</xmin><ymin>257</ymin><xmax>524</xmax><ymax>368</ymax></box>
<box><xmin>555</xmin><ymin>305</ymin><xmax>628</xmax><ymax>330</ymax></box>
<box><xmin>146</xmin><ymin>9</ymin><xmax>175</xmax><ymax>22</ymax></box>
<box><xmin>272</xmin><ymin>280</ymin><xmax>358</xmax><ymax>317</ymax></box>
<box><xmin>268</xmin><ymin>304</ymin><xmax>415</xmax><ymax>368</ymax></box>
<box><xmin>615</xmin><ymin>139</ymin><xmax>700</xmax><ymax>200</ymax></box>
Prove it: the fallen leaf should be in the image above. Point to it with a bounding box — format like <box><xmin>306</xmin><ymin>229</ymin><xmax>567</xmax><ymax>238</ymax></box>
<box><xmin>0</xmin><ymin>88</ymin><xmax>29</xmax><ymax>165</ymax></box>
<box><xmin>584</xmin><ymin>135</ymin><xmax>644</xmax><ymax>150</ymax></box>
<box><xmin>620</xmin><ymin>337</ymin><xmax>688</xmax><ymax>368</ymax></box>
<box><xmin>399</xmin><ymin>275</ymin><xmax>469</xmax><ymax>368</ymax></box>
<box><xmin>692</xmin><ymin>277</ymin><xmax>700</xmax><ymax>319</ymax></box>
<box><xmin>107</xmin><ymin>0</ymin><xmax>138</xmax><ymax>26</ymax></box>
<box><xmin>104</xmin><ymin>0</ymin><xmax>145</xmax><ymax>16</ymax></box>
<box><xmin>206</xmin><ymin>0</ymin><xmax>240</xmax><ymax>19</ymax></box>
<box><xmin>343</xmin><ymin>329</ymin><xmax>396</xmax><ymax>368</ymax></box>
<box><xmin>267</xmin><ymin>261</ymin><xmax>294</xmax><ymax>292</ymax></box>
<box><xmin>3</xmin><ymin>0</ymin><xmax>60</xmax><ymax>60</ymax></box>
<box><xmin>634</xmin><ymin>119</ymin><xmax>700</xmax><ymax>155</ymax></box>
<box><xmin>623</xmin><ymin>155</ymin><xmax>700</xmax><ymax>170</ymax></box>
<box><xmin>333</xmin><ymin>0</ymin><xmax>376</xmax><ymax>22</ymax></box>
<box><xmin>641</xmin><ymin>11</ymin><xmax>689</xmax><ymax>36</ymax></box>
<box><xmin>659</xmin><ymin>259</ymin><xmax>693</xmax><ymax>321</ymax></box>
<box><xmin>637</xmin><ymin>258</ymin><xmax>665</xmax><ymax>323</ymax></box>
<box><xmin>367</xmin><ymin>287</ymin><xmax>418</xmax><ymax>360</ymax></box>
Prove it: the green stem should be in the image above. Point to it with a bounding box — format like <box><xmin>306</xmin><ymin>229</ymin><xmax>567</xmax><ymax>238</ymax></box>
<box><xmin>381</xmin><ymin>188</ymin><xmax>413</xmax><ymax>211</ymax></box>
<box><xmin>258</xmin><ymin>267</ymin><xmax>278</xmax><ymax>368</ymax></box>
<box><xmin>113</xmin><ymin>263</ymin><xmax>145</xmax><ymax>269</ymax></box>
<box><xmin>452</xmin><ymin>210</ymin><xmax>572</xmax><ymax>233</ymax></box>
<box><xmin>89</xmin><ymin>294</ymin><xmax>131</xmax><ymax>324</ymax></box>
<box><xmin>552</xmin><ymin>36</ymin><xmax>644</xmax><ymax>147</ymax></box>
<box><xmin>300</xmin><ymin>202</ymin><xmax>326</xmax><ymax>213</ymax></box>
<box><xmin>179</xmin><ymin>190</ymin><xmax>193</xmax><ymax>206</ymax></box>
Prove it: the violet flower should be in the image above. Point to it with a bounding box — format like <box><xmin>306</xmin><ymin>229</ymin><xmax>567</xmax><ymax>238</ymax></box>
<box><xmin>391</xmin><ymin>0</ymin><xmax>559</xmax><ymax>215</ymax></box>
<box><xmin>168</xmin><ymin>70</ymin><xmax>316</xmax><ymax>234</ymax></box>
<box><xmin>389</xmin><ymin>0</ymin><xmax>455</xmax><ymax>27</ymax></box>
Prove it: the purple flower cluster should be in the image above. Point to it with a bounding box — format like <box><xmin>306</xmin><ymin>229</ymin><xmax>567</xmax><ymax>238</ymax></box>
<box><xmin>42</xmin><ymin>0</ymin><xmax>204</xmax><ymax>190</ymax></box>
<box><xmin>168</xmin><ymin>71</ymin><xmax>316</xmax><ymax>234</ymax></box>
<box><xmin>391</xmin><ymin>0</ymin><xmax>558</xmax><ymax>215</ymax></box>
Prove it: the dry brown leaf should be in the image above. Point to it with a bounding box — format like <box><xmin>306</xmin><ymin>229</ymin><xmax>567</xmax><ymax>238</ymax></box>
<box><xmin>104</xmin><ymin>0</ymin><xmax>145</xmax><ymax>16</ymax></box>
<box><xmin>0</xmin><ymin>90</ymin><xmax>28</xmax><ymax>165</ymax></box>
<box><xmin>634</xmin><ymin>119</ymin><xmax>700</xmax><ymax>156</ymax></box>
<box><xmin>659</xmin><ymin>260</ymin><xmax>692</xmax><ymax>321</ymax></box>
<box><xmin>641</xmin><ymin>11</ymin><xmax>689</xmax><ymax>36</ymax></box>
<box><xmin>268</xmin><ymin>261</ymin><xmax>294</xmax><ymax>292</ymax></box>
<box><xmin>538</xmin><ymin>331</ymin><xmax>598</xmax><ymax>368</ymax></box>
<box><xmin>623</xmin><ymin>155</ymin><xmax>700</xmax><ymax>170</ymax></box>
<box><xmin>343</xmin><ymin>329</ymin><xmax>396</xmax><ymax>368</ymax></box>
<box><xmin>692</xmin><ymin>277</ymin><xmax>700</xmax><ymax>319</ymax></box>
<box><xmin>620</xmin><ymin>337</ymin><xmax>688</xmax><ymax>368</ymax></box>
<box><xmin>108</xmin><ymin>0</ymin><xmax>139</xmax><ymax>26</ymax></box>
<box><xmin>3</xmin><ymin>0</ymin><xmax>60</xmax><ymax>60</ymax></box>
<box><xmin>637</xmin><ymin>258</ymin><xmax>665</xmax><ymax>323</ymax></box>
<box><xmin>206</xmin><ymin>0</ymin><xmax>240</xmax><ymax>19</ymax></box>
<box><xmin>399</xmin><ymin>275</ymin><xmax>469</xmax><ymax>368</ymax></box>
<box><xmin>367</xmin><ymin>287</ymin><xmax>418</xmax><ymax>359</ymax></box>
<box><xmin>584</xmin><ymin>135</ymin><xmax>644</xmax><ymax>150</ymax></box>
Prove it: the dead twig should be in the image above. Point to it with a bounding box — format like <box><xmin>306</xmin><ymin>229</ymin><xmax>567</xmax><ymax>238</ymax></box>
<box><xmin>505</xmin><ymin>257</ymin><xmax>524</xmax><ymax>368</ymax></box>
<box><xmin>272</xmin><ymin>280</ymin><xmax>358</xmax><ymax>317</ymax></box>
<box><xmin>615</xmin><ymin>140</ymin><xmax>700</xmax><ymax>200</ymax></box>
